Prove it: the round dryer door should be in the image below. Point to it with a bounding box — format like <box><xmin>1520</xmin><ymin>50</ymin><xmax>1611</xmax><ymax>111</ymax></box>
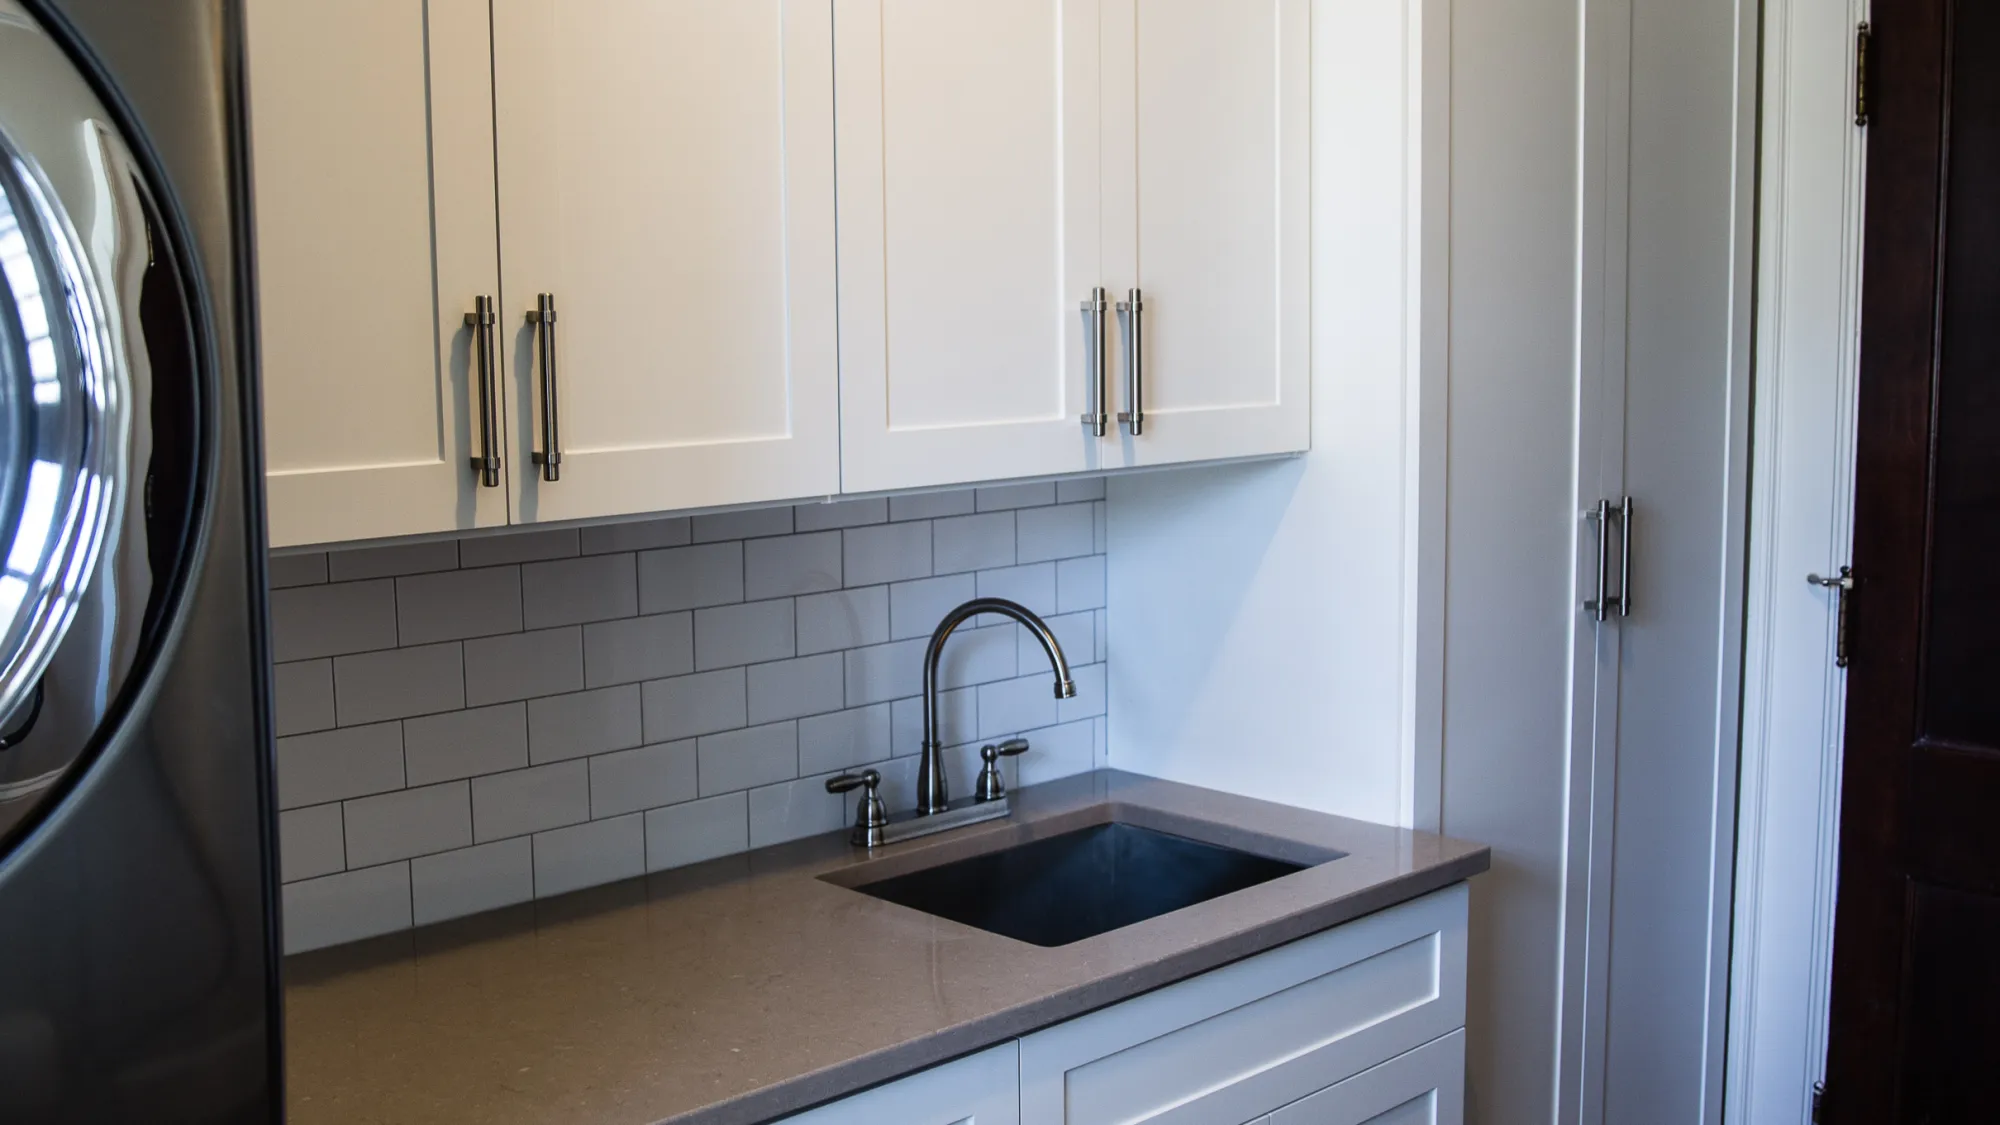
<box><xmin>0</xmin><ymin>2</ymin><xmax>202</xmax><ymax>847</ymax></box>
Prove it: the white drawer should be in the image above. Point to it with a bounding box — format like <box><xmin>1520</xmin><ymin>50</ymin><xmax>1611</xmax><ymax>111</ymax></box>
<box><xmin>1019</xmin><ymin>884</ymin><xmax>1467</xmax><ymax>1125</ymax></box>
<box><xmin>1271</xmin><ymin>1032</ymin><xmax>1465</xmax><ymax>1125</ymax></box>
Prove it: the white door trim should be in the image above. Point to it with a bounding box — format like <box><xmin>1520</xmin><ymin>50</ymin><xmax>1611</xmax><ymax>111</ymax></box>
<box><xmin>1724</xmin><ymin>2</ymin><xmax>1868</xmax><ymax>1123</ymax></box>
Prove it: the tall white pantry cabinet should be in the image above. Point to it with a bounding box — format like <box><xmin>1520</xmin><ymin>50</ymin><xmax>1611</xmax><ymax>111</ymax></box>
<box><xmin>248</xmin><ymin>0</ymin><xmax>1310</xmax><ymax>549</ymax></box>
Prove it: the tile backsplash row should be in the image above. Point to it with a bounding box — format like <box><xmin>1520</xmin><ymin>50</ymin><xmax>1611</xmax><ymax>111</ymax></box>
<box><xmin>269</xmin><ymin>481</ymin><xmax>1109</xmax><ymax>953</ymax></box>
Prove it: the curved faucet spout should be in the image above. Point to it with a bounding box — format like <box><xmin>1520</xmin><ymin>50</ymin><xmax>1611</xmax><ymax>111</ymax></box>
<box><xmin>918</xmin><ymin>598</ymin><xmax>1075</xmax><ymax>815</ymax></box>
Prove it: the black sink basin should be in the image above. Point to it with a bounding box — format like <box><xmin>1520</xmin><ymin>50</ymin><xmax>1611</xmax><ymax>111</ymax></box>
<box><xmin>849</xmin><ymin>822</ymin><xmax>1308</xmax><ymax>947</ymax></box>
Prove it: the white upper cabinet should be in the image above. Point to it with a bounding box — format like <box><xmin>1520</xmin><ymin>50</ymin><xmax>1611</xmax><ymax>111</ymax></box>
<box><xmin>249</xmin><ymin>0</ymin><xmax>508</xmax><ymax>548</ymax></box>
<box><xmin>1100</xmin><ymin>0</ymin><xmax>1311</xmax><ymax>467</ymax></box>
<box><xmin>834</xmin><ymin>0</ymin><xmax>1105</xmax><ymax>494</ymax></box>
<box><xmin>492</xmin><ymin>0</ymin><xmax>840</xmax><ymax>524</ymax></box>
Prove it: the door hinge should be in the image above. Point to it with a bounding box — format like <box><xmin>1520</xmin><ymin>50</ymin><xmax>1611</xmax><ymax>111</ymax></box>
<box><xmin>1812</xmin><ymin>1079</ymin><xmax>1827</xmax><ymax>1123</ymax></box>
<box><xmin>1808</xmin><ymin>567</ymin><xmax>1856</xmax><ymax>667</ymax></box>
<box><xmin>1855</xmin><ymin>22</ymin><xmax>1872</xmax><ymax>127</ymax></box>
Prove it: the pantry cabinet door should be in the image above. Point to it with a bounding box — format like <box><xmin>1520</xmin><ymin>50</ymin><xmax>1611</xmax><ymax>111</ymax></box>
<box><xmin>492</xmin><ymin>0</ymin><xmax>840</xmax><ymax>523</ymax></box>
<box><xmin>1100</xmin><ymin>0</ymin><xmax>1311</xmax><ymax>467</ymax></box>
<box><xmin>834</xmin><ymin>0</ymin><xmax>1105</xmax><ymax>493</ymax></box>
<box><xmin>248</xmin><ymin>0</ymin><xmax>507</xmax><ymax>547</ymax></box>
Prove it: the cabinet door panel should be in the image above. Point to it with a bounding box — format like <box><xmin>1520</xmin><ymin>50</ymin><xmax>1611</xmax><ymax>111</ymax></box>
<box><xmin>1102</xmin><ymin>0</ymin><xmax>1310</xmax><ymax>466</ymax></box>
<box><xmin>836</xmin><ymin>0</ymin><xmax>1103</xmax><ymax>493</ymax></box>
<box><xmin>779</xmin><ymin>1042</ymin><xmax>1019</xmax><ymax>1125</ymax></box>
<box><xmin>494</xmin><ymin>0</ymin><xmax>839</xmax><ymax>523</ymax></box>
<box><xmin>1019</xmin><ymin>885</ymin><xmax>1467</xmax><ymax>1125</ymax></box>
<box><xmin>249</xmin><ymin>0</ymin><xmax>506</xmax><ymax>547</ymax></box>
<box><xmin>1270</xmin><ymin>1032</ymin><xmax>1465</xmax><ymax>1125</ymax></box>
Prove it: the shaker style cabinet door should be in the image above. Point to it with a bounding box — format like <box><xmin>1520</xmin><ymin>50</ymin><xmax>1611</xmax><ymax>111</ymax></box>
<box><xmin>248</xmin><ymin>0</ymin><xmax>509</xmax><ymax>547</ymax></box>
<box><xmin>1099</xmin><ymin>0</ymin><xmax>1311</xmax><ymax>467</ymax></box>
<box><xmin>777</xmin><ymin>1043</ymin><xmax>1020</xmax><ymax>1125</ymax></box>
<box><xmin>492</xmin><ymin>0</ymin><xmax>840</xmax><ymax>524</ymax></box>
<box><xmin>1269</xmin><ymin>1032</ymin><xmax>1465</xmax><ymax>1125</ymax></box>
<box><xmin>834</xmin><ymin>0</ymin><xmax>1105</xmax><ymax>494</ymax></box>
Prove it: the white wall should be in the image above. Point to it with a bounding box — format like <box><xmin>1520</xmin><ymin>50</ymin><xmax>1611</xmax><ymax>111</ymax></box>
<box><xmin>1106</xmin><ymin>0</ymin><xmax>1445</xmax><ymax>831</ymax></box>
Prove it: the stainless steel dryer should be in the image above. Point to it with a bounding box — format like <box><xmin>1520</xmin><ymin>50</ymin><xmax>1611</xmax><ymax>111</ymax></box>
<box><xmin>0</xmin><ymin>1</ymin><xmax>278</xmax><ymax>1120</ymax></box>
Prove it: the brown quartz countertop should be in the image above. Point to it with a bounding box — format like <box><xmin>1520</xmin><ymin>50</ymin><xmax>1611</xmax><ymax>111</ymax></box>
<box><xmin>284</xmin><ymin>770</ymin><xmax>1489</xmax><ymax>1125</ymax></box>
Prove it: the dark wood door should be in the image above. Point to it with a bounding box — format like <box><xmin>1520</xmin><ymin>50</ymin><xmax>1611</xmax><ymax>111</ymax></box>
<box><xmin>1825</xmin><ymin>1</ymin><xmax>2000</xmax><ymax>1121</ymax></box>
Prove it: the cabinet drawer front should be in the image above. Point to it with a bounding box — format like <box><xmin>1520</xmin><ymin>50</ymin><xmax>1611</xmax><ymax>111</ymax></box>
<box><xmin>1020</xmin><ymin>885</ymin><xmax>1466</xmax><ymax>1125</ymax></box>
<box><xmin>1270</xmin><ymin>1031</ymin><xmax>1464</xmax><ymax>1125</ymax></box>
<box><xmin>780</xmin><ymin>1042</ymin><xmax>1020</xmax><ymax>1125</ymax></box>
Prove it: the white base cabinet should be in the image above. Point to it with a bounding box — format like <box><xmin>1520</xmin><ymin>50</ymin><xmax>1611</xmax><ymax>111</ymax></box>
<box><xmin>780</xmin><ymin>885</ymin><xmax>1467</xmax><ymax>1125</ymax></box>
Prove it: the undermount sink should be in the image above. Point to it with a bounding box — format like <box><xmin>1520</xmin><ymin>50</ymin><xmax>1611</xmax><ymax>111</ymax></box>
<box><xmin>847</xmin><ymin>822</ymin><xmax>1310</xmax><ymax>947</ymax></box>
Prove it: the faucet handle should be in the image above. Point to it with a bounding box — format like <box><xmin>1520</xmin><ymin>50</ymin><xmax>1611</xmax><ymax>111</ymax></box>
<box><xmin>826</xmin><ymin>770</ymin><xmax>888</xmax><ymax>847</ymax></box>
<box><xmin>975</xmin><ymin>739</ymin><xmax>1031</xmax><ymax>803</ymax></box>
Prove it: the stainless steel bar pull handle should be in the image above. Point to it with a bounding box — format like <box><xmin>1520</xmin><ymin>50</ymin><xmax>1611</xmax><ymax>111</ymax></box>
<box><xmin>527</xmin><ymin>293</ymin><xmax>563</xmax><ymax>483</ymax></box>
<box><xmin>1116</xmin><ymin>288</ymin><xmax>1145</xmax><ymax>436</ymax></box>
<box><xmin>1616</xmin><ymin>496</ymin><xmax>1634</xmax><ymax>618</ymax></box>
<box><xmin>465</xmin><ymin>297</ymin><xmax>502</xmax><ymax>488</ymax></box>
<box><xmin>1584</xmin><ymin>500</ymin><xmax>1613</xmax><ymax>622</ymax></box>
<box><xmin>1080</xmin><ymin>287</ymin><xmax>1109</xmax><ymax>435</ymax></box>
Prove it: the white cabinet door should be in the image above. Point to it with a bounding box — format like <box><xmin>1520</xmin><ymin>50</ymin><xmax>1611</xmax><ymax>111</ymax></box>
<box><xmin>1270</xmin><ymin>1032</ymin><xmax>1465</xmax><ymax>1125</ymax></box>
<box><xmin>492</xmin><ymin>0</ymin><xmax>840</xmax><ymax>524</ymax></box>
<box><xmin>779</xmin><ymin>1042</ymin><xmax>1019</xmax><ymax>1125</ymax></box>
<box><xmin>835</xmin><ymin>0</ymin><xmax>1105</xmax><ymax>494</ymax></box>
<box><xmin>249</xmin><ymin>0</ymin><xmax>507</xmax><ymax>548</ymax></box>
<box><xmin>1019</xmin><ymin>885</ymin><xmax>1467</xmax><ymax>1125</ymax></box>
<box><xmin>1099</xmin><ymin>0</ymin><xmax>1311</xmax><ymax>467</ymax></box>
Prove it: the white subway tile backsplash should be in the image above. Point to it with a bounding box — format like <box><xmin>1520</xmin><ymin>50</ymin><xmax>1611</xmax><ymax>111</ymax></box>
<box><xmin>334</xmin><ymin>642</ymin><xmax>465</xmax><ymax>724</ymax></box>
<box><xmin>646</xmin><ymin>793</ymin><xmax>747</xmax><ymax>872</ymax></box>
<box><xmin>523</xmin><ymin>553</ymin><xmax>638</xmax><ymax>629</ymax></box>
<box><xmin>581</xmin><ymin>516</ymin><xmax>691</xmax><ymax>555</ymax></box>
<box><xmin>1057</xmin><ymin>476</ymin><xmax>1106</xmax><ymax>504</ymax></box>
<box><xmin>276</xmin><ymin>722</ymin><xmax>404</xmax><ymax>809</ymax></box>
<box><xmin>1017</xmin><ymin>719</ymin><xmax>1097</xmax><ymax>786</ymax></box>
<box><xmin>794</xmin><ymin>498</ymin><xmax>887</xmax><ymax>532</ymax></box>
<box><xmin>583</xmin><ymin>612</ymin><xmax>693</xmax><ymax>688</ymax></box>
<box><xmin>747</xmin><ymin>653</ymin><xmax>845</xmax><ymax>725</ymax></box>
<box><xmin>890</xmin><ymin>490</ymin><xmax>976</xmax><ymax>522</ymax></box>
<box><xmin>747</xmin><ymin>775</ymin><xmax>846</xmax><ymax>848</ymax></box>
<box><xmin>692</xmin><ymin>506</ymin><xmax>793</xmax><ymax>543</ymax></box>
<box><xmin>798</xmin><ymin>703</ymin><xmax>892</xmax><ymax>775</ymax></box>
<box><xmin>697</xmin><ymin>721</ymin><xmax>798</xmax><ymax>796</ymax></box>
<box><xmin>463</xmin><ymin>627</ymin><xmax>584</xmax><ymax>706</ymax></box>
<box><xmin>642</xmin><ymin>668</ymin><xmax>748</xmax><ymax>743</ymax></box>
<box><xmin>1095</xmin><ymin>607</ymin><xmax>1108</xmax><ymax>663</ymax></box>
<box><xmin>278</xmin><ymin>804</ymin><xmax>344</xmax><ymax>882</ymax></box>
<box><xmin>282</xmin><ymin>863</ymin><xmax>411</xmax><ymax>954</ymax></box>
<box><xmin>458</xmin><ymin>528</ymin><xmax>579</xmax><ymax>568</ymax></box>
<box><xmin>978</xmin><ymin>674</ymin><xmax>1060</xmax><ymax>740</ymax></box>
<box><xmin>588</xmin><ymin>740</ymin><xmax>697</xmax><ymax>819</ymax></box>
<box><xmin>796</xmin><ymin>587</ymin><xmax>889</xmax><ymax>656</ymax></box>
<box><xmin>267</xmin><ymin>551</ymin><xmax>328</xmax><ymax>589</ymax></box>
<box><xmin>889</xmin><ymin>574</ymin><xmax>977</xmax><ymax>640</ymax></box>
<box><xmin>638</xmin><ymin>542</ymin><xmax>744</xmax><ymax>613</ymax></box>
<box><xmin>933</xmin><ymin>512</ymin><xmax>1015</xmax><ymax>575</ymax></box>
<box><xmin>744</xmin><ymin>531</ymin><xmax>841</xmax><ymax>600</ymax></box>
<box><xmin>273</xmin><ymin>659</ymin><xmax>335</xmax><ymax>737</ymax></box>
<box><xmin>472</xmin><ymin>760</ymin><xmax>589</xmax><ymax>842</ymax></box>
<box><xmin>528</xmin><ymin>685</ymin><xmax>643</xmax><ymax>764</ymax></box>
<box><xmin>1016</xmin><ymin>504</ymin><xmax>1095</xmax><ymax>564</ymax></box>
<box><xmin>976</xmin><ymin>482</ymin><xmax>1056</xmax><ymax>511</ymax></box>
<box><xmin>396</xmin><ymin>566</ymin><xmax>522</xmax><ymax>645</ymax></box>
<box><xmin>694</xmin><ymin>600</ymin><xmax>795</xmax><ymax>671</ymax></box>
<box><xmin>343</xmin><ymin>782</ymin><xmax>472</xmax><ymax>868</ymax></box>
<box><xmin>412</xmin><ymin>838</ymin><xmax>533</xmax><ymax>925</ymax></box>
<box><xmin>533</xmin><ymin>814</ymin><xmax>644</xmax><ymax>897</ymax></box>
<box><xmin>843</xmin><ymin>522</ymin><xmax>931</xmax><ymax>587</ymax></box>
<box><xmin>1093</xmin><ymin>499</ymin><xmax>1108</xmax><ymax>554</ymax></box>
<box><xmin>271</xmin><ymin>580</ymin><xmax>397</xmax><ymax>662</ymax></box>
<box><xmin>328</xmin><ymin>540</ymin><xmax>459</xmax><ymax>582</ymax></box>
<box><xmin>1057</xmin><ymin>555</ymin><xmax>1107</xmax><ymax>613</ymax></box>
<box><xmin>976</xmin><ymin>563</ymin><xmax>1058</xmax><ymax>617</ymax></box>
<box><xmin>404</xmin><ymin>703</ymin><xmax>529</xmax><ymax>786</ymax></box>
<box><xmin>274</xmin><ymin>484</ymin><xmax>1106</xmax><ymax>947</ymax></box>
